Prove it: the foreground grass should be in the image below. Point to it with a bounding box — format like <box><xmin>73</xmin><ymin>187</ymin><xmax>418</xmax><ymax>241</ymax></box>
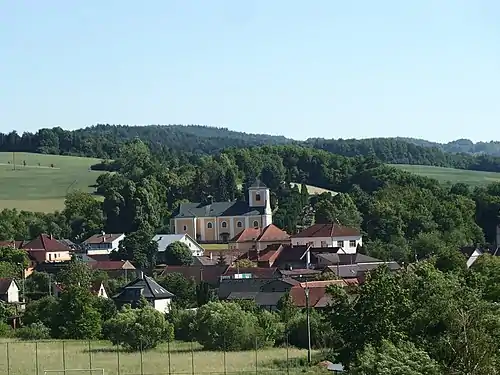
<box><xmin>390</xmin><ymin>164</ymin><xmax>500</xmax><ymax>186</ymax></box>
<box><xmin>0</xmin><ymin>340</ymin><xmax>321</xmax><ymax>375</ymax></box>
<box><xmin>0</xmin><ymin>152</ymin><xmax>104</xmax><ymax>212</ymax></box>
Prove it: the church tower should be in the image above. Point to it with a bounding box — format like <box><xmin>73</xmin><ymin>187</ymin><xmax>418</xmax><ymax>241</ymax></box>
<box><xmin>248</xmin><ymin>179</ymin><xmax>273</xmax><ymax>227</ymax></box>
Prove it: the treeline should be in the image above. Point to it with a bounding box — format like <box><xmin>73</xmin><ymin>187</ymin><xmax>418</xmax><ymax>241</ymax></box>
<box><xmin>1</xmin><ymin>141</ymin><xmax>499</xmax><ymax>269</ymax></box>
<box><xmin>397</xmin><ymin>137</ymin><xmax>500</xmax><ymax>156</ymax></box>
<box><xmin>2</xmin><ymin>124</ymin><xmax>500</xmax><ymax>172</ymax></box>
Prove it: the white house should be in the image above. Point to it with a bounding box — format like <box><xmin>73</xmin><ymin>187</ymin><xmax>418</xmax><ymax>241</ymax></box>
<box><xmin>112</xmin><ymin>272</ymin><xmax>174</xmax><ymax>313</ymax></box>
<box><xmin>83</xmin><ymin>232</ymin><xmax>125</xmax><ymax>255</ymax></box>
<box><xmin>0</xmin><ymin>278</ymin><xmax>20</xmax><ymax>303</ymax></box>
<box><xmin>290</xmin><ymin>223</ymin><xmax>362</xmax><ymax>254</ymax></box>
<box><xmin>153</xmin><ymin>234</ymin><xmax>204</xmax><ymax>257</ymax></box>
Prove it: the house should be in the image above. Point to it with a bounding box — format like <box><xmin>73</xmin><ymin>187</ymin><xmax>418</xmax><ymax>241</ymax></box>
<box><xmin>113</xmin><ymin>272</ymin><xmax>174</xmax><ymax>313</ymax></box>
<box><xmin>153</xmin><ymin>234</ymin><xmax>204</xmax><ymax>260</ymax></box>
<box><xmin>0</xmin><ymin>278</ymin><xmax>20</xmax><ymax>303</ymax></box>
<box><xmin>220</xmin><ymin>267</ymin><xmax>279</xmax><ymax>280</ymax></box>
<box><xmin>290</xmin><ymin>224</ymin><xmax>362</xmax><ymax>254</ymax></box>
<box><xmin>53</xmin><ymin>281</ymin><xmax>109</xmax><ymax>299</ymax></box>
<box><xmin>22</xmin><ymin>234</ymin><xmax>73</xmax><ymax>263</ymax></box>
<box><xmin>88</xmin><ymin>260</ymin><xmax>136</xmax><ymax>278</ymax></box>
<box><xmin>171</xmin><ymin>179</ymin><xmax>273</xmax><ymax>243</ymax></box>
<box><xmin>289</xmin><ymin>279</ymin><xmax>358</xmax><ymax>308</ymax></box>
<box><xmin>158</xmin><ymin>265</ymin><xmax>228</xmax><ymax>286</ymax></box>
<box><xmin>228</xmin><ymin>224</ymin><xmax>290</xmax><ymax>252</ymax></box>
<box><xmin>83</xmin><ymin>232</ymin><xmax>125</xmax><ymax>255</ymax></box>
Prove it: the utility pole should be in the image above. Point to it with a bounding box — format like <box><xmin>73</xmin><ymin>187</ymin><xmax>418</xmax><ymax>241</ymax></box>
<box><xmin>12</xmin><ymin>152</ymin><xmax>15</xmax><ymax>170</ymax></box>
<box><xmin>304</xmin><ymin>282</ymin><xmax>311</xmax><ymax>364</ymax></box>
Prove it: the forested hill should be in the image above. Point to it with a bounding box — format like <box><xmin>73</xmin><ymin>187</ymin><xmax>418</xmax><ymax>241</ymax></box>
<box><xmin>1</xmin><ymin>124</ymin><xmax>500</xmax><ymax>172</ymax></box>
<box><xmin>394</xmin><ymin>137</ymin><xmax>500</xmax><ymax>156</ymax></box>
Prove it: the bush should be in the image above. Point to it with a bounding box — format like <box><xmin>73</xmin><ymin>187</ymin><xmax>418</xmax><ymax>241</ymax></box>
<box><xmin>256</xmin><ymin>310</ymin><xmax>284</xmax><ymax>347</ymax></box>
<box><xmin>0</xmin><ymin>322</ymin><xmax>11</xmax><ymax>337</ymax></box>
<box><xmin>194</xmin><ymin>302</ymin><xmax>266</xmax><ymax>351</ymax></box>
<box><xmin>287</xmin><ymin>310</ymin><xmax>339</xmax><ymax>349</ymax></box>
<box><xmin>15</xmin><ymin>322</ymin><xmax>50</xmax><ymax>340</ymax></box>
<box><xmin>169</xmin><ymin>308</ymin><xmax>196</xmax><ymax>341</ymax></box>
<box><xmin>104</xmin><ymin>305</ymin><xmax>174</xmax><ymax>351</ymax></box>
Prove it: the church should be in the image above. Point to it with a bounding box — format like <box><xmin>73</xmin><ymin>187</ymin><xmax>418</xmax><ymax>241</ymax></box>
<box><xmin>170</xmin><ymin>179</ymin><xmax>273</xmax><ymax>242</ymax></box>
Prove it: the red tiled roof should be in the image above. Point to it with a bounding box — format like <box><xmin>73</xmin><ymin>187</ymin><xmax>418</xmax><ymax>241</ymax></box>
<box><xmin>289</xmin><ymin>279</ymin><xmax>358</xmax><ymax>307</ymax></box>
<box><xmin>84</xmin><ymin>233</ymin><xmax>124</xmax><ymax>244</ymax></box>
<box><xmin>0</xmin><ymin>278</ymin><xmax>15</xmax><ymax>294</ymax></box>
<box><xmin>26</xmin><ymin>250</ymin><xmax>48</xmax><ymax>263</ymax></box>
<box><xmin>291</xmin><ymin>224</ymin><xmax>360</xmax><ymax>238</ymax></box>
<box><xmin>256</xmin><ymin>224</ymin><xmax>290</xmax><ymax>242</ymax></box>
<box><xmin>22</xmin><ymin>234</ymin><xmax>71</xmax><ymax>252</ymax></box>
<box><xmin>89</xmin><ymin>261</ymin><xmax>135</xmax><ymax>271</ymax></box>
<box><xmin>230</xmin><ymin>228</ymin><xmax>261</xmax><ymax>243</ymax></box>
<box><xmin>258</xmin><ymin>244</ymin><xmax>284</xmax><ymax>263</ymax></box>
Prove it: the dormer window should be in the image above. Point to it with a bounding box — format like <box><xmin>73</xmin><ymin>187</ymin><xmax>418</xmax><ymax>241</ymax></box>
<box><xmin>255</xmin><ymin>193</ymin><xmax>261</xmax><ymax>201</ymax></box>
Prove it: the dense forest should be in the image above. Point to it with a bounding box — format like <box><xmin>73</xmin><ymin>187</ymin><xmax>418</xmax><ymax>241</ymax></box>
<box><xmin>396</xmin><ymin>137</ymin><xmax>500</xmax><ymax>156</ymax></box>
<box><xmin>2</xmin><ymin>124</ymin><xmax>500</xmax><ymax>172</ymax></box>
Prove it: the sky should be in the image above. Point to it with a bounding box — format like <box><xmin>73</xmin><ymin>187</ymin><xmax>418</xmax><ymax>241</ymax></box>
<box><xmin>1</xmin><ymin>1</ymin><xmax>499</xmax><ymax>142</ymax></box>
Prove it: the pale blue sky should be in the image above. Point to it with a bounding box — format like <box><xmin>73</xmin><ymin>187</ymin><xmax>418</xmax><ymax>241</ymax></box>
<box><xmin>1</xmin><ymin>1</ymin><xmax>499</xmax><ymax>142</ymax></box>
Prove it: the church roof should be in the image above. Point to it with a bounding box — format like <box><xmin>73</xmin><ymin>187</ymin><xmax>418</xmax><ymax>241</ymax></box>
<box><xmin>174</xmin><ymin>201</ymin><xmax>264</xmax><ymax>218</ymax></box>
<box><xmin>249</xmin><ymin>179</ymin><xmax>267</xmax><ymax>189</ymax></box>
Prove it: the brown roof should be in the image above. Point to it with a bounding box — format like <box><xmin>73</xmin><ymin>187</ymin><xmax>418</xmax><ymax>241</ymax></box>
<box><xmin>230</xmin><ymin>228</ymin><xmax>261</xmax><ymax>243</ymax></box>
<box><xmin>84</xmin><ymin>233</ymin><xmax>124</xmax><ymax>244</ymax></box>
<box><xmin>0</xmin><ymin>240</ymin><xmax>24</xmax><ymax>249</ymax></box>
<box><xmin>222</xmin><ymin>267</ymin><xmax>278</xmax><ymax>279</ymax></box>
<box><xmin>256</xmin><ymin>224</ymin><xmax>290</xmax><ymax>242</ymax></box>
<box><xmin>289</xmin><ymin>279</ymin><xmax>357</xmax><ymax>307</ymax></box>
<box><xmin>291</xmin><ymin>224</ymin><xmax>360</xmax><ymax>238</ymax></box>
<box><xmin>89</xmin><ymin>260</ymin><xmax>136</xmax><ymax>271</ymax></box>
<box><xmin>22</xmin><ymin>234</ymin><xmax>71</xmax><ymax>252</ymax></box>
<box><xmin>0</xmin><ymin>278</ymin><xmax>15</xmax><ymax>294</ymax></box>
<box><xmin>26</xmin><ymin>250</ymin><xmax>47</xmax><ymax>263</ymax></box>
<box><xmin>159</xmin><ymin>265</ymin><xmax>228</xmax><ymax>285</ymax></box>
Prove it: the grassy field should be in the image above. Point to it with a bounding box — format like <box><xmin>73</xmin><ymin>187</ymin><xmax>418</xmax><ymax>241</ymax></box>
<box><xmin>290</xmin><ymin>182</ymin><xmax>338</xmax><ymax>196</ymax></box>
<box><xmin>202</xmin><ymin>243</ymin><xmax>229</xmax><ymax>251</ymax></box>
<box><xmin>390</xmin><ymin>164</ymin><xmax>500</xmax><ymax>186</ymax></box>
<box><xmin>0</xmin><ymin>340</ymin><xmax>321</xmax><ymax>375</ymax></box>
<box><xmin>0</xmin><ymin>152</ymin><xmax>104</xmax><ymax>212</ymax></box>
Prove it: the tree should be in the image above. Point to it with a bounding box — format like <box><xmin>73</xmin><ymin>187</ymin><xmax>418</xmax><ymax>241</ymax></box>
<box><xmin>103</xmin><ymin>304</ymin><xmax>173</xmax><ymax>351</ymax></box>
<box><xmin>195</xmin><ymin>281</ymin><xmax>212</xmax><ymax>306</ymax></box>
<box><xmin>159</xmin><ymin>273</ymin><xmax>196</xmax><ymax>308</ymax></box>
<box><xmin>114</xmin><ymin>229</ymin><xmax>158</xmax><ymax>269</ymax></box>
<box><xmin>313</xmin><ymin>193</ymin><xmax>362</xmax><ymax>228</ymax></box>
<box><xmin>350</xmin><ymin>340</ymin><xmax>441</xmax><ymax>375</ymax></box>
<box><xmin>216</xmin><ymin>252</ymin><xmax>227</xmax><ymax>266</ymax></box>
<box><xmin>63</xmin><ymin>190</ymin><xmax>104</xmax><ymax>241</ymax></box>
<box><xmin>234</xmin><ymin>259</ymin><xmax>256</xmax><ymax>268</ymax></box>
<box><xmin>164</xmin><ymin>241</ymin><xmax>193</xmax><ymax>266</ymax></box>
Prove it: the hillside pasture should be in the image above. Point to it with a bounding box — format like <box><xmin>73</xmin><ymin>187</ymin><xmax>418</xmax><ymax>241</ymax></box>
<box><xmin>0</xmin><ymin>152</ymin><xmax>104</xmax><ymax>212</ymax></box>
<box><xmin>390</xmin><ymin>164</ymin><xmax>500</xmax><ymax>186</ymax></box>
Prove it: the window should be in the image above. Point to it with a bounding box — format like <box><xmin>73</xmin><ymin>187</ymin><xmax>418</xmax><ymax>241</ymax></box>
<box><xmin>337</xmin><ymin>240</ymin><xmax>344</xmax><ymax>247</ymax></box>
<box><xmin>48</xmin><ymin>253</ymin><xmax>52</xmax><ymax>261</ymax></box>
<box><xmin>237</xmin><ymin>221</ymin><xmax>243</xmax><ymax>228</ymax></box>
<box><xmin>207</xmin><ymin>222</ymin><xmax>213</xmax><ymax>229</ymax></box>
<box><xmin>253</xmin><ymin>220</ymin><xmax>259</xmax><ymax>228</ymax></box>
<box><xmin>255</xmin><ymin>193</ymin><xmax>261</xmax><ymax>201</ymax></box>
<box><xmin>183</xmin><ymin>225</ymin><xmax>187</xmax><ymax>231</ymax></box>
<box><xmin>321</xmin><ymin>241</ymin><xmax>327</xmax><ymax>247</ymax></box>
<box><xmin>349</xmin><ymin>240</ymin><xmax>356</xmax><ymax>247</ymax></box>
<box><xmin>221</xmin><ymin>221</ymin><xmax>227</xmax><ymax>228</ymax></box>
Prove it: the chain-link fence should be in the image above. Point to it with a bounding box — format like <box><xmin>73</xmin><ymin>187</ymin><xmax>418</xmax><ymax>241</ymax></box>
<box><xmin>0</xmin><ymin>333</ymin><xmax>334</xmax><ymax>375</ymax></box>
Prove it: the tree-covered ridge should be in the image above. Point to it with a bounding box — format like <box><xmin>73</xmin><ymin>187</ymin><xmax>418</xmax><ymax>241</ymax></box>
<box><xmin>1</xmin><ymin>124</ymin><xmax>500</xmax><ymax>172</ymax></box>
<box><xmin>395</xmin><ymin>137</ymin><xmax>500</xmax><ymax>156</ymax></box>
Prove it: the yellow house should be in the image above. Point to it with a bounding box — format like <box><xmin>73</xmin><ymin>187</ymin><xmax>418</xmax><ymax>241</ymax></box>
<box><xmin>171</xmin><ymin>179</ymin><xmax>273</xmax><ymax>242</ymax></box>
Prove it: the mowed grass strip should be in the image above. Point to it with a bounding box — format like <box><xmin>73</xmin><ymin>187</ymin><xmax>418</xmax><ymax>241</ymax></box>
<box><xmin>0</xmin><ymin>152</ymin><xmax>104</xmax><ymax>212</ymax></box>
<box><xmin>0</xmin><ymin>340</ymin><xmax>315</xmax><ymax>375</ymax></box>
<box><xmin>390</xmin><ymin>164</ymin><xmax>500</xmax><ymax>186</ymax></box>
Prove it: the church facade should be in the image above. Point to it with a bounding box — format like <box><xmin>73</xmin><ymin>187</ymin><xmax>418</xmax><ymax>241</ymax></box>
<box><xmin>170</xmin><ymin>179</ymin><xmax>273</xmax><ymax>242</ymax></box>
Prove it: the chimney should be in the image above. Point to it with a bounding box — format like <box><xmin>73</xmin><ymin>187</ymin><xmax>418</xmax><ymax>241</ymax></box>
<box><xmin>210</xmin><ymin>252</ymin><xmax>213</xmax><ymax>260</ymax></box>
<box><xmin>137</xmin><ymin>270</ymin><xmax>144</xmax><ymax>279</ymax></box>
<box><xmin>50</xmin><ymin>234</ymin><xmax>53</xmax><ymax>240</ymax></box>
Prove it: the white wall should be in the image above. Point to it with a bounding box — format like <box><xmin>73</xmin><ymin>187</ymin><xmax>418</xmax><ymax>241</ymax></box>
<box><xmin>87</xmin><ymin>235</ymin><xmax>125</xmax><ymax>255</ymax></box>
<box><xmin>291</xmin><ymin>235</ymin><xmax>362</xmax><ymax>254</ymax></box>
<box><xmin>154</xmin><ymin>298</ymin><xmax>171</xmax><ymax>313</ymax></box>
<box><xmin>7</xmin><ymin>281</ymin><xmax>19</xmax><ymax>303</ymax></box>
<box><xmin>466</xmin><ymin>249</ymin><xmax>482</xmax><ymax>268</ymax></box>
<box><xmin>179</xmin><ymin>236</ymin><xmax>204</xmax><ymax>257</ymax></box>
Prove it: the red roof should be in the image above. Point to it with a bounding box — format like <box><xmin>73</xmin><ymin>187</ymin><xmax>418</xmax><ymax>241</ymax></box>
<box><xmin>230</xmin><ymin>228</ymin><xmax>261</xmax><ymax>243</ymax></box>
<box><xmin>89</xmin><ymin>261</ymin><xmax>135</xmax><ymax>271</ymax></box>
<box><xmin>26</xmin><ymin>250</ymin><xmax>47</xmax><ymax>262</ymax></box>
<box><xmin>289</xmin><ymin>279</ymin><xmax>358</xmax><ymax>307</ymax></box>
<box><xmin>257</xmin><ymin>244</ymin><xmax>284</xmax><ymax>263</ymax></box>
<box><xmin>291</xmin><ymin>224</ymin><xmax>360</xmax><ymax>238</ymax></box>
<box><xmin>256</xmin><ymin>224</ymin><xmax>290</xmax><ymax>242</ymax></box>
<box><xmin>0</xmin><ymin>240</ymin><xmax>24</xmax><ymax>249</ymax></box>
<box><xmin>22</xmin><ymin>234</ymin><xmax>71</xmax><ymax>252</ymax></box>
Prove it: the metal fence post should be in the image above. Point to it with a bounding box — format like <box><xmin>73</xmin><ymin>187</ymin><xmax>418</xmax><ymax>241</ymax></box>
<box><xmin>6</xmin><ymin>342</ymin><xmax>10</xmax><ymax>375</ymax></box>
<box><xmin>286</xmin><ymin>331</ymin><xmax>290</xmax><ymax>375</ymax></box>
<box><xmin>88</xmin><ymin>340</ymin><xmax>92</xmax><ymax>375</ymax></box>
<box><xmin>167</xmin><ymin>339</ymin><xmax>171</xmax><ymax>375</ymax></box>
<box><xmin>140</xmin><ymin>341</ymin><xmax>144</xmax><ymax>375</ymax></box>
<box><xmin>35</xmin><ymin>341</ymin><xmax>39</xmax><ymax>375</ymax></box>
<box><xmin>62</xmin><ymin>341</ymin><xmax>66</xmax><ymax>372</ymax></box>
<box><xmin>116</xmin><ymin>344</ymin><xmax>121</xmax><ymax>375</ymax></box>
<box><xmin>223</xmin><ymin>336</ymin><xmax>227</xmax><ymax>375</ymax></box>
<box><xmin>191</xmin><ymin>340</ymin><xmax>195</xmax><ymax>375</ymax></box>
<box><xmin>255</xmin><ymin>335</ymin><xmax>258</xmax><ymax>375</ymax></box>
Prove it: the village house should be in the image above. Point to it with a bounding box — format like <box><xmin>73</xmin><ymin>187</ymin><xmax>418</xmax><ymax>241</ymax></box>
<box><xmin>113</xmin><ymin>272</ymin><xmax>174</xmax><ymax>313</ymax></box>
<box><xmin>228</xmin><ymin>223</ymin><xmax>290</xmax><ymax>252</ymax></box>
<box><xmin>83</xmin><ymin>232</ymin><xmax>125</xmax><ymax>255</ymax></box>
<box><xmin>289</xmin><ymin>279</ymin><xmax>359</xmax><ymax>308</ymax></box>
<box><xmin>53</xmin><ymin>280</ymin><xmax>109</xmax><ymax>299</ymax></box>
<box><xmin>153</xmin><ymin>233</ymin><xmax>204</xmax><ymax>260</ymax></box>
<box><xmin>0</xmin><ymin>278</ymin><xmax>20</xmax><ymax>303</ymax></box>
<box><xmin>22</xmin><ymin>234</ymin><xmax>73</xmax><ymax>264</ymax></box>
<box><xmin>170</xmin><ymin>179</ymin><xmax>273</xmax><ymax>243</ymax></box>
<box><xmin>290</xmin><ymin>223</ymin><xmax>362</xmax><ymax>253</ymax></box>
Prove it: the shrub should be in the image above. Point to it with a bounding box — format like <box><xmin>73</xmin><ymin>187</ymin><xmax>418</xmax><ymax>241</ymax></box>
<box><xmin>15</xmin><ymin>322</ymin><xmax>50</xmax><ymax>340</ymax></box>
<box><xmin>287</xmin><ymin>310</ymin><xmax>339</xmax><ymax>349</ymax></box>
<box><xmin>256</xmin><ymin>310</ymin><xmax>284</xmax><ymax>347</ymax></box>
<box><xmin>104</xmin><ymin>305</ymin><xmax>174</xmax><ymax>351</ymax></box>
<box><xmin>0</xmin><ymin>322</ymin><xmax>11</xmax><ymax>337</ymax></box>
<box><xmin>194</xmin><ymin>302</ymin><xmax>265</xmax><ymax>351</ymax></box>
<box><xmin>169</xmin><ymin>308</ymin><xmax>196</xmax><ymax>341</ymax></box>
